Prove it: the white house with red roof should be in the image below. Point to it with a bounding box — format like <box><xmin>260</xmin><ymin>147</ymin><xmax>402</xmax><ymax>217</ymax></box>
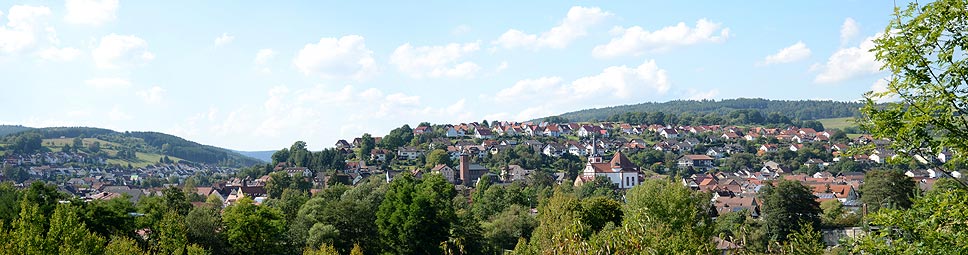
<box><xmin>574</xmin><ymin>151</ymin><xmax>640</xmax><ymax>189</ymax></box>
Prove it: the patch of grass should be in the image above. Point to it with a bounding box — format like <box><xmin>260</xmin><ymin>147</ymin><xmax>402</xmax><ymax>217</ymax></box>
<box><xmin>817</xmin><ymin>117</ymin><xmax>858</xmax><ymax>131</ymax></box>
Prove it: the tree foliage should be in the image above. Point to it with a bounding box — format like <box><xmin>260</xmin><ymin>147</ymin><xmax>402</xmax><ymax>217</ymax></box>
<box><xmin>761</xmin><ymin>180</ymin><xmax>821</xmax><ymax>242</ymax></box>
<box><xmin>860</xmin><ymin>169</ymin><xmax>916</xmax><ymax>212</ymax></box>
<box><xmin>861</xmin><ymin>0</ymin><xmax>968</xmax><ymax>176</ymax></box>
<box><xmin>376</xmin><ymin>173</ymin><xmax>456</xmax><ymax>254</ymax></box>
<box><xmin>222</xmin><ymin>197</ymin><xmax>286</xmax><ymax>255</ymax></box>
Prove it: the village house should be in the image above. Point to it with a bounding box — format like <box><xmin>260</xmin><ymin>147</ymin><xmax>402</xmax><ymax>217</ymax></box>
<box><xmin>677</xmin><ymin>154</ymin><xmax>715</xmax><ymax>171</ymax></box>
<box><xmin>574</xmin><ymin>151</ymin><xmax>640</xmax><ymax>189</ymax></box>
<box><xmin>660</xmin><ymin>128</ymin><xmax>680</xmax><ymax>139</ymax></box>
<box><xmin>431</xmin><ymin>164</ymin><xmax>457</xmax><ymax>184</ymax></box>
<box><xmin>397</xmin><ymin>146</ymin><xmax>424</xmax><ymax>160</ymax></box>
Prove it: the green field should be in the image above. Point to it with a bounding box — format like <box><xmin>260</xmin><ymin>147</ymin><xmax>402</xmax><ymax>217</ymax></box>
<box><xmin>817</xmin><ymin>117</ymin><xmax>859</xmax><ymax>130</ymax></box>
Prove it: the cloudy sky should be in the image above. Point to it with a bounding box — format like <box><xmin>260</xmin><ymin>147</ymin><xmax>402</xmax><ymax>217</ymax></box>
<box><xmin>1</xmin><ymin>1</ymin><xmax>896</xmax><ymax>151</ymax></box>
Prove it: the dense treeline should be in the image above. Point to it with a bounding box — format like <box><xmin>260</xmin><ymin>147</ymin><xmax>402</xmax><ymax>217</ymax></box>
<box><xmin>0</xmin><ymin>127</ymin><xmax>262</xmax><ymax>167</ymax></box>
<box><xmin>606</xmin><ymin>109</ymin><xmax>798</xmax><ymax>127</ymax></box>
<box><xmin>547</xmin><ymin>98</ymin><xmax>863</xmax><ymax>122</ymax></box>
<box><xmin>0</xmin><ymin>125</ymin><xmax>32</xmax><ymax>137</ymax></box>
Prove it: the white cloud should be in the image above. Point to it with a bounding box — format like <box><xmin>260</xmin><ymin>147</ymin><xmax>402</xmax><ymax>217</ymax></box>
<box><xmin>495</xmin><ymin>77</ymin><xmax>564</xmax><ymax>102</ymax></box>
<box><xmin>254</xmin><ymin>48</ymin><xmax>275</xmax><ymax>64</ymax></box>
<box><xmin>494</xmin><ymin>6</ymin><xmax>611</xmax><ymax>50</ymax></box>
<box><xmin>567</xmin><ymin>60</ymin><xmax>670</xmax><ymax>98</ymax></box>
<box><xmin>492</xmin><ymin>60</ymin><xmax>671</xmax><ymax>121</ymax></box>
<box><xmin>452</xmin><ymin>25</ymin><xmax>471</xmax><ymax>36</ymax></box>
<box><xmin>0</xmin><ymin>5</ymin><xmax>51</xmax><ymax>53</ymax></box>
<box><xmin>814</xmin><ymin>34</ymin><xmax>882</xmax><ymax>83</ymax></box>
<box><xmin>108</xmin><ymin>105</ymin><xmax>130</xmax><ymax>121</ymax></box>
<box><xmin>38</xmin><ymin>46</ymin><xmax>81</xmax><ymax>61</ymax></box>
<box><xmin>249</xmin><ymin>85</ymin><xmax>463</xmax><ymax>141</ymax></box>
<box><xmin>214</xmin><ymin>33</ymin><xmax>234</xmax><ymax>47</ymax></box>
<box><xmin>136</xmin><ymin>86</ymin><xmax>166</xmax><ymax>104</ymax></box>
<box><xmin>687</xmin><ymin>89</ymin><xmax>719</xmax><ymax>100</ymax></box>
<box><xmin>761</xmin><ymin>41</ymin><xmax>811</xmax><ymax>65</ymax></box>
<box><xmin>293</xmin><ymin>35</ymin><xmax>378</xmax><ymax>80</ymax></box>
<box><xmin>592</xmin><ymin>19</ymin><xmax>729</xmax><ymax>58</ymax></box>
<box><xmin>840</xmin><ymin>18</ymin><xmax>859</xmax><ymax>46</ymax></box>
<box><xmin>64</xmin><ymin>0</ymin><xmax>118</xmax><ymax>26</ymax></box>
<box><xmin>85</xmin><ymin>77</ymin><xmax>130</xmax><ymax>89</ymax></box>
<box><xmin>868</xmin><ymin>77</ymin><xmax>898</xmax><ymax>102</ymax></box>
<box><xmin>92</xmin><ymin>34</ymin><xmax>154</xmax><ymax>69</ymax></box>
<box><xmin>496</xmin><ymin>61</ymin><xmax>509</xmax><ymax>72</ymax></box>
<box><xmin>390</xmin><ymin>42</ymin><xmax>481</xmax><ymax>78</ymax></box>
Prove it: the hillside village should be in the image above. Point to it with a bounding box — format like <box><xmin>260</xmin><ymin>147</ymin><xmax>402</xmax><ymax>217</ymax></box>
<box><xmin>0</xmin><ymin>117</ymin><xmax>961</xmax><ymax>253</ymax></box>
<box><xmin>4</xmin><ymin>118</ymin><xmax>953</xmax><ymax>215</ymax></box>
<box><xmin>330</xmin><ymin>120</ymin><xmax>953</xmax><ymax>216</ymax></box>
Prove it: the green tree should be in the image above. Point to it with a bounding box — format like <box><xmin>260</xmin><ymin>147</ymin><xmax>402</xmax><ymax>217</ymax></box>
<box><xmin>576</xmin><ymin>176</ymin><xmax>618</xmax><ymax>200</ymax></box>
<box><xmin>2</xmin><ymin>166</ymin><xmax>28</xmax><ymax>183</ymax></box>
<box><xmin>861</xmin><ymin>169</ymin><xmax>916</xmax><ymax>212</ymax></box>
<box><xmin>861</xmin><ymin>0</ymin><xmax>968</xmax><ymax>181</ymax></box>
<box><xmin>163</xmin><ymin>187</ymin><xmax>193</xmax><ymax>216</ymax></box>
<box><xmin>0</xmin><ymin>182</ymin><xmax>20</xmax><ymax>225</ymax></box>
<box><xmin>185</xmin><ymin>205</ymin><xmax>226</xmax><ymax>254</ymax></box>
<box><xmin>46</xmin><ymin>204</ymin><xmax>105</xmax><ymax>254</ymax></box>
<box><xmin>761</xmin><ymin>180</ymin><xmax>821</xmax><ymax>242</ymax></box>
<box><xmin>153</xmin><ymin>211</ymin><xmax>189</xmax><ymax>255</ymax></box>
<box><xmin>424</xmin><ymin>149</ymin><xmax>452</xmax><ymax>169</ymax></box>
<box><xmin>525</xmin><ymin>189</ymin><xmax>586</xmax><ymax>253</ymax></box>
<box><xmin>482</xmin><ymin>205</ymin><xmax>536</xmax><ymax>251</ymax></box>
<box><xmin>72</xmin><ymin>137</ymin><xmax>83</xmax><ymax>150</ymax></box>
<box><xmin>358</xmin><ymin>133</ymin><xmax>375</xmax><ymax>163</ymax></box>
<box><xmin>222</xmin><ymin>197</ymin><xmax>286</xmax><ymax>255</ymax></box>
<box><xmin>12</xmin><ymin>132</ymin><xmax>43</xmax><ymax>154</ymax></box>
<box><xmin>79</xmin><ymin>196</ymin><xmax>137</xmax><ymax>240</ymax></box>
<box><xmin>88</xmin><ymin>141</ymin><xmax>101</xmax><ymax>153</ymax></box>
<box><xmin>778</xmin><ymin>223</ymin><xmax>825</xmax><ymax>255</ymax></box>
<box><xmin>104</xmin><ymin>235</ymin><xmax>145</xmax><ymax>255</ymax></box>
<box><xmin>820</xmin><ymin>199</ymin><xmax>860</xmax><ymax>228</ymax></box>
<box><xmin>376</xmin><ymin>173</ymin><xmax>456</xmax><ymax>254</ymax></box>
<box><xmin>578</xmin><ymin>196</ymin><xmax>622</xmax><ymax>233</ymax></box>
<box><xmin>851</xmin><ymin>188</ymin><xmax>968</xmax><ymax>253</ymax></box>
<box><xmin>265</xmin><ymin>171</ymin><xmax>293</xmax><ymax>199</ymax></box>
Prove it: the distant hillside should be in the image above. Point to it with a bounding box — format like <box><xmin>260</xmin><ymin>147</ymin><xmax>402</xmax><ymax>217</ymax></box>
<box><xmin>234</xmin><ymin>150</ymin><xmax>275</xmax><ymax>163</ymax></box>
<box><xmin>0</xmin><ymin>125</ymin><xmax>32</xmax><ymax>137</ymax></box>
<box><xmin>542</xmin><ymin>98</ymin><xmax>864</xmax><ymax>122</ymax></box>
<box><xmin>2</xmin><ymin>127</ymin><xmax>264</xmax><ymax>167</ymax></box>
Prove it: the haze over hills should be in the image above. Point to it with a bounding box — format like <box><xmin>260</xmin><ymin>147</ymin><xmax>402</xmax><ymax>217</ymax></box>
<box><xmin>538</xmin><ymin>98</ymin><xmax>865</xmax><ymax>123</ymax></box>
<box><xmin>233</xmin><ymin>150</ymin><xmax>275</xmax><ymax>163</ymax></box>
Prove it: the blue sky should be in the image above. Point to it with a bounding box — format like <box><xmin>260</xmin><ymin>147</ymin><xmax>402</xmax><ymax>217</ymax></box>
<box><xmin>0</xmin><ymin>1</ymin><xmax>898</xmax><ymax>151</ymax></box>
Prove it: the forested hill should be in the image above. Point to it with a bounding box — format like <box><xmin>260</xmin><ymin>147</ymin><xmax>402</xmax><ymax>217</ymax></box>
<box><xmin>2</xmin><ymin>127</ymin><xmax>263</xmax><ymax>167</ymax></box>
<box><xmin>0</xmin><ymin>125</ymin><xmax>32</xmax><ymax>137</ymax></box>
<box><xmin>542</xmin><ymin>98</ymin><xmax>864</xmax><ymax>122</ymax></box>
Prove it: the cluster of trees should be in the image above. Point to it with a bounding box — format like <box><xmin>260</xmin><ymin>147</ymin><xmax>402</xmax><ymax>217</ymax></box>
<box><xmin>553</xmin><ymin>98</ymin><xmax>863</xmax><ymax>123</ymax></box>
<box><xmin>606</xmin><ymin>109</ymin><xmax>798</xmax><ymax>127</ymax></box>
<box><xmin>0</xmin><ymin>162</ymin><xmax>964</xmax><ymax>254</ymax></box>
<box><xmin>257</xmin><ymin>141</ymin><xmax>347</xmax><ymax>181</ymax></box>
<box><xmin>8</xmin><ymin>132</ymin><xmax>43</xmax><ymax>154</ymax></box>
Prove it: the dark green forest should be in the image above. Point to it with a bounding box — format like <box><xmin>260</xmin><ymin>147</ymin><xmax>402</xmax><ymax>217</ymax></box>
<box><xmin>543</xmin><ymin>98</ymin><xmax>863</xmax><ymax>123</ymax></box>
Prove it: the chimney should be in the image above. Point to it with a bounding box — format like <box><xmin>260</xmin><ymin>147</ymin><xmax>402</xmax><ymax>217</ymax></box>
<box><xmin>459</xmin><ymin>154</ymin><xmax>470</xmax><ymax>185</ymax></box>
